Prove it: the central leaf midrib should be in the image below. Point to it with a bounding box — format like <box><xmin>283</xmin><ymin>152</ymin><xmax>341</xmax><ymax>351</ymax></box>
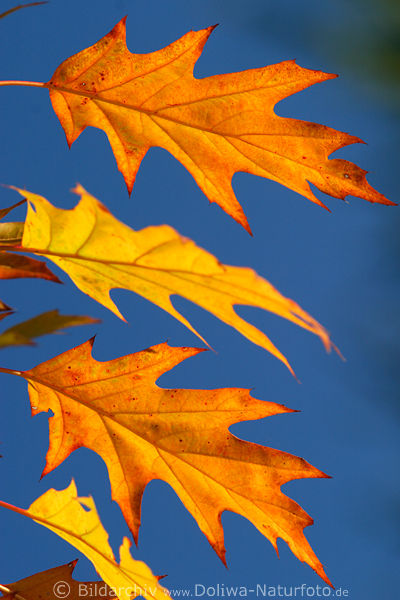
<box><xmin>4</xmin><ymin>244</ymin><xmax>303</xmax><ymax>314</ymax></box>
<box><xmin>47</xmin><ymin>80</ymin><xmax>328</xmax><ymax>147</ymax></box>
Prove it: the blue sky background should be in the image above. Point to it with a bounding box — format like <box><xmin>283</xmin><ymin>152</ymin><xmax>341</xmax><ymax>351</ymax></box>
<box><xmin>0</xmin><ymin>0</ymin><xmax>399</xmax><ymax>598</ymax></box>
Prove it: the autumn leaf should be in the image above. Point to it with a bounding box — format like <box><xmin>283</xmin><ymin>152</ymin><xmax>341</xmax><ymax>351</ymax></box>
<box><xmin>0</xmin><ymin>2</ymin><xmax>47</xmax><ymax>21</ymax></box>
<box><xmin>0</xmin><ymin>309</ymin><xmax>99</xmax><ymax>348</ymax></box>
<box><xmin>0</xmin><ymin>252</ymin><xmax>61</xmax><ymax>282</ymax></box>
<box><xmin>0</xmin><ymin>300</ymin><xmax>12</xmax><ymax>313</ymax></box>
<box><xmin>40</xmin><ymin>18</ymin><xmax>392</xmax><ymax>232</ymax></box>
<box><xmin>0</xmin><ymin>561</ymin><xmax>114</xmax><ymax>600</ymax></box>
<box><xmin>9</xmin><ymin>339</ymin><xmax>331</xmax><ymax>584</ymax></box>
<box><xmin>0</xmin><ymin>222</ymin><xmax>24</xmax><ymax>245</ymax></box>
<box><xmin>6</xmin><ymin>186</ymin><xmax>331</xmax><ymax>372</ymax></box>
<box><xmin>0</xmin><ymin>481</ymin><xmax>168</xmax><ymax>600</ymax></box>
<box><xmin>0</xmin><ymin>199</ymin><xmax>60</xmax><ymax>282</ymax></box>
<box><xmin>0</xmin><ymin>215</ymin><xmax>69</xmax><ymax>332</ymax></box>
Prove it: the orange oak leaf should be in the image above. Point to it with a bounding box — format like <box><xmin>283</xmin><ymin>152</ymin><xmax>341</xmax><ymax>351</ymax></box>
<box><xmin>7</xmin><ymin>186</ymin><xmax>332</xmax><ymax>373</ymax></box>
<box><xmin>0</xmin><ymin>561</ymin><xmax>114</xmax><ymax>600</ymax></box>
<box><xmin>17</xmin><ymin>339</ymin><xmax>331</xmax><ymax>585</ymax></box>
<box><xmin>45</xmin><ymin>18</ymin><xmax>393</xmax><ymax>232</ymax></box>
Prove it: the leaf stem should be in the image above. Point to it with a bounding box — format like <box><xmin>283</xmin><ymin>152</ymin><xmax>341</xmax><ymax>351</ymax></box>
<box><xmin>0</xmin><ymin>367</ymin><xmax>22</xmax><ymax>376</ymax></box>
<box><xmin>0</xmin><ymin>80</ymin><xmax>47</xmax><ymax>89</ymax></box>
<box><xmin>0</xmin><ymin>2</ymin><xmax>48</xmax><ymax>22</ymax></box>
<box><xmin>0</xmin><ymin>583</ymin><xmax>27</xmax><ymax>600</ymax></box>
<box><xmin>0</xmin><ymin>502</ymin><xmax>48</xmax><ymax>600</ymax></box>
<box><xmin>0</xmin><ymin>498</ymin><xmax>78</xmax><ymax>540</ymax></box>
<box><xmin>0</xmin><ymin>499</ymin><xmax>29</xmax><ymax>517</ymax></box>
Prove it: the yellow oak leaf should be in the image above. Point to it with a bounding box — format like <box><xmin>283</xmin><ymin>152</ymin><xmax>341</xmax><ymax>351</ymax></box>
<box><xmin>0</xmin><ymin>481</ymin><xmax>168</xmax><ymax>600</ymax></box>
<box><xmin>15</xmin><ymin>340</ymin><xmax>331</xmax><ymax>585</ymax></box>
<box><xmin>46</xmin><ymin>18</ymin><xmax>393</xmax><ymax>232</ymax></box>
<box><xmin>10</xmin><ymin>185</ymin><xmax>331</xmax><ymax>373</ymax></box>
